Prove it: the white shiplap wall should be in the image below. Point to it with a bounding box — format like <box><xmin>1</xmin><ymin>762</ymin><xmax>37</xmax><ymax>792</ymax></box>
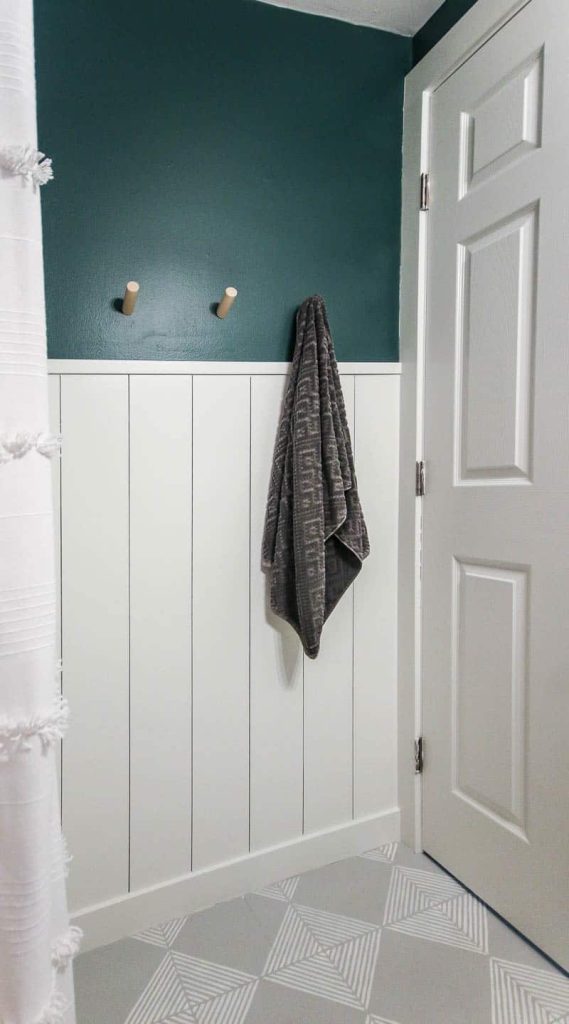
<box><xmin>48</xmin><ymin>361</ymin><xmax>400</xmax><ymax>950</ymax></box>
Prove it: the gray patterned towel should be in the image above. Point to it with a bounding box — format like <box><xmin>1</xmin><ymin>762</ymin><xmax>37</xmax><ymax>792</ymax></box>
<box><xmin>262</xmin><ymin>295</ymin><xmax>370</xmax><ymax>659</ymax></box>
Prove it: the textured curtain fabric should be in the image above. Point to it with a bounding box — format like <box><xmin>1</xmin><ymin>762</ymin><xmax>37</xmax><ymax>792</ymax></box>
<box><xmin>0</xmin><ymin>1</ymin><xmax>77</xmax><ymax>1021</ymax></box>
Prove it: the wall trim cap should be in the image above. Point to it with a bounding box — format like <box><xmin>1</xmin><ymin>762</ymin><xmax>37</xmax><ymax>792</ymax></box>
<box><xmin>48</xmin><ymin>360</ymin><xmax>401</xmax><ymax>376</ymax></box>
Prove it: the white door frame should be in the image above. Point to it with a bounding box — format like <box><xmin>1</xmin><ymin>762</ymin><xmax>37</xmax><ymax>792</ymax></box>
<box><xmin>397</xmin><ymin>0</ymin><xmax>533</xmax><ymax>852</ymax></box>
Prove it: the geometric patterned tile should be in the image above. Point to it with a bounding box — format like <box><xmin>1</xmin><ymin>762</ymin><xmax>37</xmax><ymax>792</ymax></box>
<box><xmin>292</xmin><ymin>855</ymin><xmax>392</xmax><ymax>925</ymax></box>
<box><xmin>487</xmin><ymin>909</ymin><xmax>563</xmax><ymax>973</ymax></box>
<box><xmin>293</xmin><ymin>903</ymin><xmax>378</xmax><ymax>948</ymax></box>
<box><xmin>152</xmin><ymin>1014</ymin><xmax>196</xmax><ymax>1024</ymax></box>
<box><xmin>125</xmin><ymin>951</ymin><xmax>258</xmax><ymax>1024</ymax></box>
<box><xmin>173</xmin><ymin>896</ymin><xmax>286</xmax><ymax>977</ymax></box>
<box><xmin>261</xmin><ymin>894</ymin><xmax>383</xmax><ymax>1012</ymax></box>
<box><xmin>263</xmin><ymin>905</ymin><xmax>321</xmax><ymax>974</ymax></box>
<box><xmin>328</xmin><ymin>930</ymin><xmax>382</xmax><ymax>1007</ymax></box>
<box><xmin>134</xmin><ymin>916</ymin><xmax>188</xmax><ymax>949</ymax></box>
<box><xmin>124</xmin><ymin>955</ymin><xmax>189</xmax><ymax>1024</ymax></box>
<box><xmin>264</xmin><ymin>902</ymin><xmax>380</xmax><ymax>974</ymax></box>
<box><xmin>255</xmin><ymin>876</ymin><xmax>300</xmax><ymax>903</ymax></box>
<box><xmin>267</xmin><ymin>948</ymin><xmax>366</xmax><ymax>1010</ymax></box>
<box><xmin>74</xmin><ymin>937</ymin><xmax>166</xmax><ymax>1024</ymax></box>
<box><xmin>266</xmin><ymin>929</ymin><xmax>381</xmax><ymax>1011</ymax></box>
<box><xmin>73</xmin><ymin>845</ymin><xmax>569</xmax><ymax>1024</ymax></box>
<box><xmin>171</xmin><ymin>951</ymin><xmax>257</xmax><ymax>1005</ymax></box>
<box><xmin>298</xmin><ymin>905</ymin><xmax>378</xmax><ymax>950</ymax></box>
<box><xmin>490</xmin><ymin>957</ymin><xmax>569</xmax><ymax>1024</ymax></box>
<box><xmin>360</xmin><ymin>843</ymin><xmax>398</xmax><ymax>864</ymax></box>
<box><xmin>383</xmin><ymin>865</ymin><xmax>464</xmax><ymax>925</ymax></box>
<box><xmin>386</xmin><ymin>891</ymin><xmax>488</xmax><ymax>955</ymax></box>
<box><xmin>367</xmin><ymin>925</ymin><xmax>492</xmax><ymax>1024</ymax></box>
<box><xmin>246</xmin><ymin>978</ymin><xmax>365</xmax><ymax>1023</ymax></box>
<box><xmin>366</xmin><ymin>1017</ymin><xmax>402</xmax><ymax>1024</ymax></box>
<box><xmin>193</xmin><ymin>980</ymin><xmax>258</xmax><ymax>1023</ymax></box>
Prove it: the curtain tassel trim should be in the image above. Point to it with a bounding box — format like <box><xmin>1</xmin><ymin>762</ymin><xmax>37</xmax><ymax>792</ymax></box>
<box><xmin>0</xmin><ymin>144</ymin><xmax>53</xmax><ymax>186</ymax></box>
<box><xmin>60</xmin><ymin>831</ymin><xmax>73</xmax><ymax>877</ymax></box>
<box><xmin>0</xmin><ymin>693</ymin><xmax>69</xmax><ymax>761</ymax></box>
<box><xmin>29</xmin><ymin>926</ymin><xmax>84</xmax><ymax>1021</ymax></box>
<box><xmin>51</xmin><ymin>926</ymin><xmax>83</xmax><ymax>973</ymax></box>
<box><xmin>0</xmin><ymin>432</ymin><xmax>62</xmax><ymax>464</ymax></box>
<box><xmin>33</xmin><ymin>989</ymin><xmax>67</xmax><ymax>1024</ymax></box>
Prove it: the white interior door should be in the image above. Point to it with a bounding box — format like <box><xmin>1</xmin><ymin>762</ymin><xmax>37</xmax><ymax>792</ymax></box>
<box><xmin>422</xmin><ymin>0</ymin><xmax>569</xmax><ymax>969</ymax></box>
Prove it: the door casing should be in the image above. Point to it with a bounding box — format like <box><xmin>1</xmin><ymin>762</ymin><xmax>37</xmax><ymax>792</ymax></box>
<box><xmin>398</xmin><ymin>0</ymin><xmax>533</xmax><ymax>852</ymax></box>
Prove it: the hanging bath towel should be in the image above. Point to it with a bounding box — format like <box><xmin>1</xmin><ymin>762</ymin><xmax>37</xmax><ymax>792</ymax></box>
<box><xmin>262</xmin><ymin>295</ymin><xmax>370</xmax><ymax>658</ymax></box>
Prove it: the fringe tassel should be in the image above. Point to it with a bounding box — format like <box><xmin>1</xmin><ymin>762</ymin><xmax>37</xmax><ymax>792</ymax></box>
<box><xmin>0</xmin><ymin>432</ymin><xmax>61</xmax><ymax>464</ymax></box>
<box><xmin>33</xmin><ymin>988</ymin><xmax>67</xmax><ymax>1024</ymax></box>
<box><xmin>60</xmin><ymin>832</ymin><xmax>73</xmax><ymax>878</ymax></box>
<box><xmin>36</xmin><ymin>434</ymin><xmax>62</xmax><ymax>459</ymax></box>
<box><xmin>51</xmin><ymin>829</ymin><xmax>73</xmax><ymax>884</ymax></box>
<box><xmin>0</xmin><ymin>694</ymin><xmax>69</xmax><ymax>761</ymax></box>
<box><xmin>51</xmin><ymin>926</ymin><xmax>83</xmax><ymax>972</ymax></box>
<box><xmin>0</xmin><ymin>144</ymin><xmax>53</xmax><ymax>186</ymax></box>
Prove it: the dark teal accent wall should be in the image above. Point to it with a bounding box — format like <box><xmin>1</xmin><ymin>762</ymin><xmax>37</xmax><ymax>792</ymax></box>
<box><xmin>413</xmin><ymin>0</ymin><xmax>480</xmax><ymax>65</ymax></box>
<box><xmin>35</xmin><ymin>0</ymin><xmax>411</xmax><ymax>361</ymax></box>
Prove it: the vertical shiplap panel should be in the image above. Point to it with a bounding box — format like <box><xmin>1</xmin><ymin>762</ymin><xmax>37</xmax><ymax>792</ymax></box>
<box><xmin>129</xmin><ymin>376</ymin><xmax>192</xmax><ymax>891</ymax></box>
<box><xmin>47</xmin><ymin>374</ymin><xmax>61</xmax><ymax>782</ymax></box>
<box><xmin>303</xmin><ymin>376</ymin><xmax>355</xmax><ymax>833</ymax></box>
<box><xmin>61</xmin><ymin>375</ymin><xmax>129</xmax><ymax>910</ymax></box>
<box><xmin>192</xmin><ymin>376</ymin><xmax>250</xmax><ymax>870</ymax></box>
<box><xmin>354</xmin><ymin>375</ymin><xmax>400</xmax><ymax>817</ymax></box>
<box><xmin>250</xmin><ymin>375</ymin><xmax>303</xmax><ymax>851</ymax></box>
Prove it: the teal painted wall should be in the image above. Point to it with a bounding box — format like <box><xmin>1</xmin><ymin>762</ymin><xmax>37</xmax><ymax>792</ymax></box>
<box><xmin>413</xmin><ymin>0</ymin><xmax>480</xmax><ymax>65</ymax></box>
<box><xmin>35</xmin><ymin>0</ymin><xmax>411</xmax><ymax>362</ymax></box>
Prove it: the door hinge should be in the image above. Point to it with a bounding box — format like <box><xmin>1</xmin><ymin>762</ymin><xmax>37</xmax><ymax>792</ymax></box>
<box><xmin>415</xmin><ymin>460</ymin><xmax>425</xmax><ymax>497</ymax></box>
<box><xmin>420</xmin><ymin>172</ymin><xmax>430</xmax><ymax>211</ymax></box>
<box><xmin>414</xmin><ymin>737</ymin><xmax>424</xmax><ymax>775</ymax></box>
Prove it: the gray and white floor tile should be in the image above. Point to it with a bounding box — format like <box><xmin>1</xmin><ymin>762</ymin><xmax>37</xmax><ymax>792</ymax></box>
<box><xmin>74</xmin><ymin>843</ymin><xmax>569</xmax><ymax>1024</ymax></box>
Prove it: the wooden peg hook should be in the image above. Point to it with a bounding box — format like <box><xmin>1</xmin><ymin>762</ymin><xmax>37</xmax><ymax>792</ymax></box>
<box><xmin>216</xmin><ymin>286</ymin><xmax>238</xmax><ymax>319</ymax></box>
<box><xmin>122</xmin><ymin>281</ymin><xmax>140</xmax><ymax>315</ymax></box>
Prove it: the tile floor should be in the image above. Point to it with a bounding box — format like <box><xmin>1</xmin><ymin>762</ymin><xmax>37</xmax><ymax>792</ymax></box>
<box><xmin>74</xmin><ymin>842</ymin><xmax>569</xmax><ymax>1023</ymax></box>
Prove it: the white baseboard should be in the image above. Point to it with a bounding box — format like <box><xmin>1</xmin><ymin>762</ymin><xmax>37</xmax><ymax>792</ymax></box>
<box><xmin>74</xmin><ymin>808</ymin><xmax>400</xmax><ymax>952</ymax></box>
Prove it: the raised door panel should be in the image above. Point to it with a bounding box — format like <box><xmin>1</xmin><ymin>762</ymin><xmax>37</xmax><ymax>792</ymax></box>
<box><xmin>461</xmin><ymin>49</ymin><xmax>543</xmax><ymax>196</ymax></box>
<box><xmin>456</xmin><ymin>206</ymin><xmax>537</xmax><ymax>484</ymax></box>
<box><xmin>452</xmin><ymin>560</ymin><xmax>527</xmax><ymax>837</ymax></box>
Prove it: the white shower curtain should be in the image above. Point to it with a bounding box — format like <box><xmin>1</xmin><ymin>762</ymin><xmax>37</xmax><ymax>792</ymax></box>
<box><xmin>0</xmin><ymin>1</ymin><xmax>77</xmax><ymax>1021</ymax></box>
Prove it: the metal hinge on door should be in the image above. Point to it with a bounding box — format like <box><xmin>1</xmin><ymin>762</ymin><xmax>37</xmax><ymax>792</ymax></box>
<box><xmin>416</xmin><ymin>460</ymin><xmax>425</xmax><ymax>497</ymax></box>
<box><xmin>414</xmin><ymin>737</ymin><xmax>424</xmax><ymax>775</ymax></box>
<box><xmin>420</xmin><ymin>172</ymin><xmax>430</xmax><ymax>211</ymax></box>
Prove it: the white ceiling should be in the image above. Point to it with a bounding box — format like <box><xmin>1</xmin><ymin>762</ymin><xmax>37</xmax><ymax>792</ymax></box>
<box><xmin>256</xmin><ymin>0</ymin><xmax>446</xmax><ymax>35</ymax></box>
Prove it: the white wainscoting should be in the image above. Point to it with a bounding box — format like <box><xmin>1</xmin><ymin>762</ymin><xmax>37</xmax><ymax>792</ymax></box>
<box><xmin>47</xmin><ymin>360</ymin><xmax>401</xmax><ymax>951</ymax></box>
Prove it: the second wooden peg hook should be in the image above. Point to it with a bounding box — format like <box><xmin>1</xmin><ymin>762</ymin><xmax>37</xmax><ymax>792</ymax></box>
<box><xmin>216</xmin><ymin>286</ymin><xmax>238</xmax><ymax>319</ymax></box>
